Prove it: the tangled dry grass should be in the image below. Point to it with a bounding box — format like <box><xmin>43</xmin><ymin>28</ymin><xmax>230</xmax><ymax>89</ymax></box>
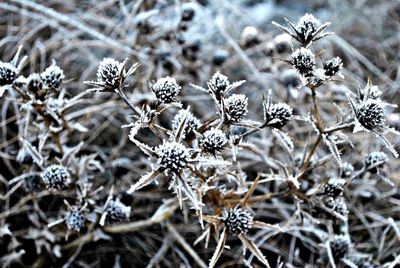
<box><xmin>0</xmin><ymin>1</ymin><xmax>400</xmax><ymax>267</ymax></box>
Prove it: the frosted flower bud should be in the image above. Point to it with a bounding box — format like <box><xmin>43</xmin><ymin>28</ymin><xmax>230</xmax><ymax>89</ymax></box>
<box><xmin>281</xmin><ymin>69</ymin><xmax>302</xmax><ymax>88</ymax></box>
<box><xmin>291</xmin><ymin>48</ymin><xmax>316</xmax><ymax>75</ymax></box>
<box><xmin>296</xmin><ymin>13</ymin><xmax>321</xmax><ymax>44</ymax></box>
<box><xmin>222</xmin><ymin>207</ymin><xmax>253</xmax><ymax>236</ymax></box>
<box><xmin>0</xmin><ymin>62</ymin><xmax>17</xmax><ymax>86</ymax></box>
<box><xmin>274</xmin><ymin>33</ymin><xmax>292</xmax><ymax>54</ymax></box>
<box><xmin>208</xmin><ymin>71</ymin><xmax>230</xmax><ymax>96</ymax></box>
<box><xmin>321</xmin><ymin>177</ymin><xmax>346</xmax><ymax>198</ymax></box>
<box><xmin>156</xmin><ymin>141</ymin><xmax>189</xmax><ymax>173</ymax></box>
<box><xmin>40</xmin><ymin>164</ymin><xmax>71</xmax><ymax>190</ymax></box>
<box><xmin>151</xmin><ymin>76</ymin><xmax>181</xmax><ymax>103</ymax></box>
<box><xmin>355</xmin><ymin>99</ymin><xmax>385</xmax><ymax>130</ymax></box>
<box><xmin>224</xmin><ymin>94</ymin><xmax>248</xmax><ymax>122</ymax></box>
<box><xmin>365</xmin><ymin>151</ymin><xmax>388</xmax><ymax>172</ymax></box>
<box><xmin>213</xmin><ymin>50</ymin><xmax>229</xmax><ymax>66</ymax></box>
<box><xmin>96</xmin><ymin>58</ymin><xmax>122</xmax><ymax>88</ymax></box>
<box><xmin>321</xmin><ymin>236</ymin><xmax>350</xmax><ymax>263</ymax></box>
<box><xmin>324</xmin><ymin>57</ymin><xmax>343</xmax><ymax>76</ymax></box>
<box><xmin>106</xmin><ymin>199</ymin><xmax>131</xmax><ymax>223</ymax></box>
<box><xmin>202</xmin><ymin>128</ymin><xmax>228</xmax><ymax>153</ymax></box>
<box><xmin>340</xmin><ymin>162</ymin><xmax>354</xmax><ymax>178</ymax></box>
<box><xmin>240</xmin><ymin>26</ymin><xmax>261</xmax><ymax>48</ymax></box>
<box><xmin>41</xmin><ymin>65</ymin><xmax>65</xmax><ymax>90</ymax></box>
<box><xmin>66</xmin><ymin>210</ymin><xmax>85</xmax><ymax>231</ymax></box>
<box><xmin>171</xmin><ymin>110</ymin><xmax>200</xmax><ymax>137</ymax></box>
<box><xmin>265</xmin><ymin>103</ymin><xmax>293</xmax><ymax>128</ymax></box>
<box><xmin>24</xmin><ymin>174</ymin><xmax>43</xmax><ymax>192</ymax></box>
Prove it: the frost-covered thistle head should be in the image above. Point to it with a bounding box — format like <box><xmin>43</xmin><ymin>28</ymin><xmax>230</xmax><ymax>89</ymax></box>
<box><xmin>66</xmin><ymin>210</ymin><xmax>85</xmax><ymax>231</ymax></box>
<box><xmin>324</xmin><ymin>57</ymin><xmax>343</xmax><ymax>76</ymax></box>
<box><xmin>291</xmin><ymin>48</ymin><xmax>316</xmax><ymax>75</ymax></box>
<box><xmin>201</xmin><ymin>128</ymin><xmax>228</xmax><ymax>153</ymax></box>
<box><xmin>171</xmin><ymin>109</ymin><xmax>200</xmax><ymax>137</ymax></box>
<box><xmin>105</xmin><ymin>199</ymin><xmax>131</xmax><ymax>223</ymax></box>
<box><xmin>26</xmin><ymin>73</ymin><xmax>43</xmax><ymax>94</ymax></box>
<box><xmin>355</xmin><ymin>99</ymin><xmax>385</xmax><ymax>131</ymax></box>
<box><xmin>208</xmin><ymin>71</ymin><xmax>230</xmax><ymax>97</ymax></box>
<box><xmin>96</xmin><ymin>58</ymin><xmax>123</xmax><ymax>89</ymax></box>
<box><xmin>320</xmin><ymin>177</ymin><xmax>346</xmax><ymax>198</ymax></box>
<box><xmin>0</xmin><ymin>61</ymin><xmax>17</xmax><ymax>86</ymax></box>
<box><xmin>41</xmin><ymin>65</ymin><xmax>65</xmax><ymax>90</ymax></box>
<box><xmin>264</xmin><ymin>102</ymin><xmax>293</xmax><ymax>128</ymax></box>
<box><xmin>224</xmin><ymin>94</ymin><xmax>248</xmax><ymax>122</ymax></box>
<box><xmin>365</xmin><ymin>151</ymin><xmax>388</xmax><ymax>172</ymax></box>
<box><xmin>321</xmin><ymin>236</ymin><xmax>350</xmax><ymax>263</ymax></box>
<box><xmin>156</xmin><ymin>141</ymin><xmax>190</xmax><ymax>173</ymax></box>
<box><xmin>40</xmin><ymin>164</ymin><xmax>71</xmax><ymax>190</ymax></box>
<box><xmin>151</xmin><ymin>76</ymin><xmax>181</xmax><ymax>103</ymax></box>
<box><xmin>296</xmin><ymin>14</ymin><xmax>320</xmax><ymax>43</ymax></box>
<box><xmin>281</xmin><ymin>69</ymin><xmax>302</xmax><ymax>88</ymax></box>
<box><xmin>222</xmin><ymin>207</ymin><xmax>253</xmax><ymax>236</ymax></box>
<box><xmin>240</xmin><ymin>26</ymin><xmax>261</xmax><ymax>48</ymax></box>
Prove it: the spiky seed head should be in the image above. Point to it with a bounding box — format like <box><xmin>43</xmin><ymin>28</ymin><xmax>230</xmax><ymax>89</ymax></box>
<box><xmin>208</xmin><ymin>71</ymin><xmax>230</xmax><ymax>96</ymax></box>
<box><xmin>324</xmin><ymin>57</ymin><xmax>343</xmax><ymax>76</ymax></box>
<box><xmin>281</xmin><ymin>69</ymin><xmax>302</xmax><ymax>88</ymax></box>
<box><xmin>296</xmin><ymin>13</ymin><xmax>321</xmax><ymax>43</ymax></box>
<box><xmin>156</xmin><ymin>141</ymin><xmax>189</xmax><ymax>173</ymax></box>
<box><xmin>222</xmin><ymin>207</ymin><xmax>253</xmax><ymax>236</ymax></box>
<box><xmin>321</xmin><ymin>177</ymin><xmax>346</xmax><ymax>198</ymax></box>
<box><xmin>325</xmin><ymin>197</ymin><xmax>349</xmax><ymax>218</ymax></box>
<box><xmin>106</xmin><ymin>199</ymin><xmax>131</xmax><ymax>223</ymax></box>
<box><xmin>0</xmin><ymin>61</ymin><xmax>17</xmax><ymax>86</ymax></box>
<box><xmin>340</xmin><ymin>162</ymin><xmax>354</xmax><ymax>178</ymax></box>
<box><xmin>26</xmin><ymin>73</ymin><xmax>43</xmax><ymax>93</ymax></box>
<box><xmin>171</xmin><ymin>110</ymin><xmax>200</xmax><ymax>137</ymax></box>
<box><xmin>291</xmin><ymin>48</ymin><xmax>316</xmax><ymax>75</ymax></box>
<box><xmin>355</xmin><ymin>99</ymin><xmax>385</xmax><ymax>130</ymax></box>
<box><xmin>265</xmin><ymin>103</ymin><xmax>293</xmax><ymax>128</ymax></box>
<box><xmin>274</xmin><ymin>33</ymin><xmax>292</xmax><ymax>54</ymax></box>
<box><xmin>66</xmin><ymin>210</ymin><xmax>85</xmax><ymax>231</ymax></box>
<box><xmin>151</xmin><ymin>77</ymin><xmax>181</xmax><ymax>103</ymax></box>
<box><xmin>365</xmin><ymin>151</ymin><xmax>388</xmax><ymax>172</ymax></box>
<box><xmin>40</xmin><ymin>164</ymin><xmax>71</xmax><ymax>190</ymax></box>
<box><xmin>224</xmin><ymin>94</ymin><xmax>248</xmax><ymax>122</ymax></box>
<box><xmin>24</xmin><ymin>174</ymin><xmax>43</xmax><ymax>192</ymax></box>
<box><xmin>321</xmin><ymin>236</ymin><xmax>350</xmax><ymax>263</ymax></box>
<box><xmin>240</xmin><ymin>26</ymin><xmax>261</xmax><ymax>48</ymax></box>
<box><xmin>41</xmin><ymin>65</ymin><xmax>65</xmax><ymax>90</ymax></box>
<box><xmin>202</xmin><ymin>128</ymin><xmax>228</xmax><ymax>153</ymax></box>
<box><xmin>96</xmin><ymin>58</ymin><xmax>122</xmax><ymax>88</ymax></box>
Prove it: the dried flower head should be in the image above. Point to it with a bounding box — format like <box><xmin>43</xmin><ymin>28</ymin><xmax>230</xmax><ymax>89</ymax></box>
<box><xmin>24</xmin><ymin>174</ymin><xmax>43</xmax><ymax>192</ymax></box>
<box><xmin>202</xmin><ymin>128</ymin><xmax>228</xmax><ymax>153</ymax></box>
<box><xmin>321</xmin><ymin>236</ymin><xmax>350</xmax><ymax>263</ymax></box>
<box><xmin>355</xmin><ymin>99</ymin><xmax>385</xmax><ymax>131</ymax></box>
<box><xmin>365</xmin><ymin>151</ymin><xmax>388</xmax><ymax>172</ymax></box>
<box><xmin>224</xmin><ymin>94</ymin><xmax>248</xmax><ymax>122</ymax></box>
<box><xmin>171</xmin><ymin>109</ymin><xmax>200</xmax><ymax>137</ymax></box>
<box><xmin>324</xmin><ymin>57</ymin><xmax>343</xmax><ymax>76</ymax></box>
<box><xmin>320</xmin><ymin>177</ymin><xmax>346</xmax><ymax>198</ymax></box>
<box><xmin>274</xmin><ymin>33</ymin><xmax>292</xmax><ymax>54</ymax></box>
<box><xmin>296</xmin><ymin>14</ymin><xmax>321</xmax><ymax>43</ymax></box>
<box><xmin>66</xmin><ymin>210</ymin><xmax>85</xmax><ymax>231</ymax></box>
<box><xmin>291</xmin><ymin>48</ymin><xmax>316</xmax><ymax>75</ymax></box>
<box><xmin>26</xmin><ymin>73</ymin><xmax>44</xmax><ymax>94</ymax></box>
<box><xmin>156</xmin><ymin>141</ymin><xmax>190</xmax><ymax>173</ymax></box>
<box><xmin>240</xmin><ymin>26</ymin><xmax>261</xmax><ymax>48</ymax></box>
<box><xmin>41</xmin><ymin>65</ymin><xmax>65</xmax><ymax>90</ymax></box>
<box><xmin>151</xmin><ymin>76</ymin><xmax>181</xmax><ymax>103</ymax></box>
<box><xmin>264</xmin><ymin>102</ymin><xmax>293</xmax><ymax>128</ymax></box>
<box><xmin>40</xmin><ymin>164</ymin><xmax>71</xmax><ymax>190</ymax></box>
<box><xmin>105</xmin><ymin>199</ymin><xmax>131</xmax><ymax>223</ymax></box>
<box><xmin>0</xmin><ymin>62</ymin><xmax>17</xmax><ymax>86</ymax></box>
<box><xmin>281</xmin><ymin>69</ymin><xmax>302</xmax><ymax>88</ymax></box>
<box><xmin>181</xmin><ymin>3</ymin><xmax>197</xmax><ymax>21</ymax></box>
<box><xmin>96</xmin><ymin>58</ymin><xmax>122</xmax><ymax>89</ymax></box>
<box><xmin>222</xmin><ymin>207</ymin><xmax>253</xmax><ymax>236</ymax></box>
<box><xmin>208</xmin><ymin>71</ymin><xmax>230</xmax><ymax>97</ymax></box>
